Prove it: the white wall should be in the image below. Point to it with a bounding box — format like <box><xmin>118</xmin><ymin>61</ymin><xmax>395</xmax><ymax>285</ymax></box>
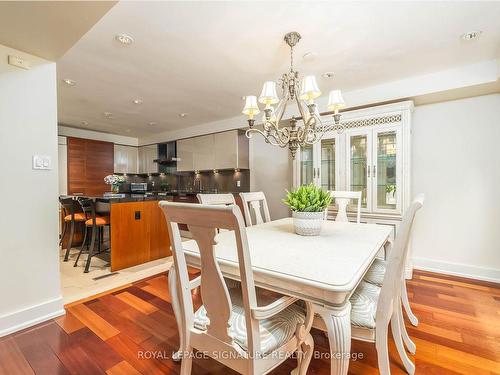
<box><xmin>249</xmin><ymin>136</ymin><xmax>292</xmax><ymax>220</ymax></box>
<box><xmin>0</xmin><ymin>45</ymin><xmax>64</xmax><ymax>336</ymax></box>
<box><xmin>411</xmin><ymin>94</ymin><xmax>500</xmax><ymax>281</ymax></box>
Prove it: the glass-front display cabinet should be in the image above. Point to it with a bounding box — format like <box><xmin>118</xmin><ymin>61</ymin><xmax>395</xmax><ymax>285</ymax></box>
<box><xmin>293</xmin><ymin>101</ymin><xmax>412</xmax><ymax>218</ymax></box>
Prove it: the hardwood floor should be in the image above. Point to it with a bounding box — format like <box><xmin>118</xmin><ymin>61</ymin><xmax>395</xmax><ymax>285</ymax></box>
<box><xmin>1</xmin><ymin>269</ymin><xmax>499</xmax><ymax>375</ymax></box>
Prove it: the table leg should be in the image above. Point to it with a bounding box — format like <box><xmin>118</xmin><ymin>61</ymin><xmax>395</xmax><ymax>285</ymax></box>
<box><xmin>315</xmin><ymin>302</ymin><xmax>352</xmax><ymax>375</ymax></box>
<box><xmin>168</xmin><ymin>267</ymin><xmax>185</xmax><ymax>362</ymax></box>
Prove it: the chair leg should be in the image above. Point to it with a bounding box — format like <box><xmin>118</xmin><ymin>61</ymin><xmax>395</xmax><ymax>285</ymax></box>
<box><xmin>84</xmin><ymin>225</ymin><xmax>97</xmax><ymax>273</ymax></box>
<box><xmin>375</xmin><ymin>323</ymin><xmax>391</xmax><ymax>375</ymax></box>
<box><xmin>74</xmin><ymin>226</ymin><xmax>89</xmax><ymax>267</ymax></box>
<box><xmin>63</xmin><ymin>220</ymin><xmax>75</xmax><ymax>261</ymax></box>
<box><xmin>398</xmin><ymin>299</ymin><xmax>416</xmax><ymax>354</ymax></box>
<box><xmin>59</xmin><ymin>221</ymin><xmax>67</xmax><ymax>246</ymax></box>
<box><xmin>401</xmin><ymin>279</ymin><xmax>418</xmax><ymax>326</ymax></box>
<box><xmin>296</xmin><ymin>333</ymin><xmax>314</xmax><ymax>375</ymax></box>
<box><xmin>391</xmin><ymin>307</ymin><xmax>415</xmax><ymax>375</ymax></box>
<box><xmin>180</xmin><ymin>346</ymin><xmax>192</xmax><ymax>375</ymax></box>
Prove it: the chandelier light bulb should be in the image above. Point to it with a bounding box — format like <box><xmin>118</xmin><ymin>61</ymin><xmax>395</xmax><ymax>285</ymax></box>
<box><xmin>299</xmin><ymin>75</ymin><xmax>321</xmax><ymax>103</ymax></box>
<box><xmin>259</xmin><ymin>81</ymin><xmax>279</xmax><ymax>107</ymax></box>
<box><xmin>327</xmin><ymin>90</ymin><xmax>345</xmax><ymax>114</ymax></box>
<box><xmin>242</xmin><ymin>95</ymin><xmax>260</xmax><ymax>120</ymax></box>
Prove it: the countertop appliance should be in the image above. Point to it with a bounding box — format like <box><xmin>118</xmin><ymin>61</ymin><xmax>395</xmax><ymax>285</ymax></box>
<box><xmin>130</xmin><ymin>182</ymin><xmax>148</xmax><ymax>194</ymax></box>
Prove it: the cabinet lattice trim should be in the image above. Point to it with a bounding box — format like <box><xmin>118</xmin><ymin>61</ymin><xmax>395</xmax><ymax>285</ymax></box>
<box><xmin>341</xmin><ymin>114</ymin><xmax>402</xmax><ymax>129</ymax></box>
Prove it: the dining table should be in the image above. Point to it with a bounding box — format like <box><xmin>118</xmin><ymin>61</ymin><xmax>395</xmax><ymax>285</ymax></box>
<box><xmin>168</xmin><ymin>217</ymin><xmax>392</xmax><ymax>375</ymax></box>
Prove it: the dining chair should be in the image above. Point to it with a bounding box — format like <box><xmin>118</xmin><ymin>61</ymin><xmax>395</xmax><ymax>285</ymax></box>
<box><xmin>364</xmin><ymin>240</ymin><xmax>420</xmax><ymax>328</ymax></box>
<box><xmin>348</xmin><ymin>194</ymin><xmax>424</xmax><ymax>375</ymax></box>
<box><xmin>239</xmin><ymin>192</ymin><xmax>271</xmax><ymax>227</ymax></box>
<box><xmin>159</xmin><ymin>202</ymin><xmax>315</xmax><ymax>375</ymax></box>
<box><xmin>197</xmin><ymin>193</ymin><xmax>236</xmax><ymax>205</ymax></box>
<box><xmin>326</xmin><ymin>191</ymin><xmax>362</xmax><ymax>223</ymax></box>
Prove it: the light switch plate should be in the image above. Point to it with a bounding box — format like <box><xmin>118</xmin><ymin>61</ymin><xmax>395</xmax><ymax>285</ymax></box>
<box><xmin>32</xmin><ymin>155</ymin><xmax>52</xmax><ymax>170</ymax></box>
<box><xmin>236</xmin><ymin>180</ymin><xmax>241</xmax><ymax>187</ymax></box>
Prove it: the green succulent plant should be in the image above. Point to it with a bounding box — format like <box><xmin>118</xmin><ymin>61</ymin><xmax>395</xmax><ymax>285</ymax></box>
<box><xmin>283</xmin><ymin>184</ymin><xmax>332</xmax><ymax>212</ymax></box>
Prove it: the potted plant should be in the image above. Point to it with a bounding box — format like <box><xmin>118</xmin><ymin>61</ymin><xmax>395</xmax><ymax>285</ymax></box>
<box><xmin>283</xmin><ymin>184</ymin><xmax>332</xmax><ymax>236</ymax></box>
<box><xmin>385</xmin><ymin>184</ymin><xmax>396</xmax><ymax>205</ymax></box>
<box><xmin>104</xmin><ymin>174</ymin><xmax>126</xmax><ymax>194</ymax></box>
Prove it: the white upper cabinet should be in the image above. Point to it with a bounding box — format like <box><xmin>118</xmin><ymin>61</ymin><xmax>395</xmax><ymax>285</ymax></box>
<box><xmin>138</xmin><ymin>145</ymin><xmax>158</xmax><ymax>174</ymax></box>
<box><xmin>177</xmin><ymin>138</ymin><xmax>195</xmax><ymax>172</ymax></box>
<box><xmin>177</xmin><ymin>130</ymin><xmax>249</xmax><ymax>172</ymax></box>
<box><xmin>194</xmin><ymin>134</ymin><xmax>215</xmax><ymax>171</ymax></box>
<box><xmin>114</xmin><ymin>145</ymin><xmax>138</xmax><ymax>174</ymax></box>
<box><xmin>294</xmin><ymin>101</ymin><xmax>412</xmax><ymax>217</ymax></box>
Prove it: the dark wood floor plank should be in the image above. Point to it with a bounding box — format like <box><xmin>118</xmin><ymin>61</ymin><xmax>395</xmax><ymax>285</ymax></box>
<box><xmin>70</xmin><ymin>328</ymin><xmax>123</xmax><ymax>371</ymax></box>
<box><xmin>0</xmin><ymin>337</ymin><xmax>34</xmax><ymax>375</ymax></box>
<box><xmin>14</xmin><ymin>322</ymin><xmax>71</xmax><ymax>375</ymax></box>
<box><xmin>106</xmin><ymin>333</ymin><xmax>176</xmax><ymax>375</ymax></box>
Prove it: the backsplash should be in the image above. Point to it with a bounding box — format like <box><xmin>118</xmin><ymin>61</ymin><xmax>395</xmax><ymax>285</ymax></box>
<box><xmin>117</xmin><ymin>169</ymin><xmax>250</xmax><ymax>193</ymax></box>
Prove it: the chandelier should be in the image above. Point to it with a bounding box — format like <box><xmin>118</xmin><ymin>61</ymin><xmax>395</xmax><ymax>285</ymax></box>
<box><xmin>242</xmin><ymin>32</ymin><xmax>345</xmax><ymax>159</ymax></box>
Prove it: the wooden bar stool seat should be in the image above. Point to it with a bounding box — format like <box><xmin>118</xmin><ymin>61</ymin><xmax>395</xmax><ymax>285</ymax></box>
<box><xmin>64</xmin><ymin>213</ymin><xmax>86</xmax><ymax>222</ymax></box>
<box><xmin>85</xmin><ymin>216</ymin><xmax>110</xmax><ymax>226</ymax></box>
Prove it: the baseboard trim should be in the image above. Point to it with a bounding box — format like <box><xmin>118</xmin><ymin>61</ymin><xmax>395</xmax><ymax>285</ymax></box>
<box><xmin>0</xmin><ymin>296</ymin><xmax>65</xmax><ymax>337</ymax></box>
<box><xmin>412</xmin><ymin>257</ymin><xmax>500</xmax><ymax>284</ymax></box>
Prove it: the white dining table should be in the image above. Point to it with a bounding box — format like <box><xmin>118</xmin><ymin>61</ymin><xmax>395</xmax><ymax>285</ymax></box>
<box><xmin>168</xmin><ymin>217</ymin><xmax>392</xmax><ymax>375</ymax></box>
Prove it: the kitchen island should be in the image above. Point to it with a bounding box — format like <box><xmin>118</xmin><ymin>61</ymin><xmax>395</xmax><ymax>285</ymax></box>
<box><xmin>84</xmin><ymin>191</ymin><xmax>245</xmax><ymax>271</ymax></box>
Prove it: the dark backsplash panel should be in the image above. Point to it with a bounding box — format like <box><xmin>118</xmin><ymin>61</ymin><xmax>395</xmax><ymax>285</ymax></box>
<box><xmin>118</xmin><ymin>169</ymin><xmax>250</xmax><ymax>194</ymax></box>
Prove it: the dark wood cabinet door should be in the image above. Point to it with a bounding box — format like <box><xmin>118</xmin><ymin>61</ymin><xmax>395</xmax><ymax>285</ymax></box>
<box><xmin>67</xmin><ymin>137</ymin><xmax>114</xmax><ymax>195</ymax></box>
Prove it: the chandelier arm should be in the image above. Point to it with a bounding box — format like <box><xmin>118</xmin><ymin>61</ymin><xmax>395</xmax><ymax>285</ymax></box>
<box><xmin>245</xmin><ymin>128</ymin><xmax>283</xmax><ymax>147</ymax></box>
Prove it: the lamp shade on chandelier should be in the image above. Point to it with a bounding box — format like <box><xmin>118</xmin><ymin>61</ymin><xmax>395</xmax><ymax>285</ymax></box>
<box><xmin>242</xmin><ymin>32</ymin><xmax>345</xmax><ymax>158</ymax></box>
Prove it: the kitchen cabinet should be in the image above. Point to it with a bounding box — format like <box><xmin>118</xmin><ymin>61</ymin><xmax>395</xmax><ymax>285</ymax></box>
<box><xmin>177</xmin><ymin>138</ymin><xmax>195</xmax><ymax>172</ymax></box>
<box><xmin>67</xmin><ymin>137</ymin><xmax>114</xmax><ymax>195</ymax></box>
<box><xmin>194</xmin><ymin>134</ymin><xmax>215</xmax><ymax>171</ymax></box>
<box><xmin>177</xmin><ymin>130</ymin><xmax>249</xmax><ymax>172</ymax></box>
<box><xmin>138</xmin><ymin>145</ymin><xmax>158</xmax><ymax>174</ymax></box>
<box><xmin>215</xmin><ymin>130</ymin><xmax>249</xmax><ymax>170</ymax></box>
<box><xmin>114</xmin><ymin>144</ymin><xmax>138</xmax><ymax>174</ymax></box>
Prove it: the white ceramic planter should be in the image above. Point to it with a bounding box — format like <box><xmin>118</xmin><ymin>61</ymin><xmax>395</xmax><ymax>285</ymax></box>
<box><xmin>292</xmin><ymin>211</ymin><xmax>324</xmax><ymax>236</ymax></box>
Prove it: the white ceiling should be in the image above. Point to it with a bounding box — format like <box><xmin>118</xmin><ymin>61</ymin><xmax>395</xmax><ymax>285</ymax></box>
<box><xmin>57</xmin><ymin>1</ymin><xmax>500</xmax><ymax>138</ymax></box>
<box><xmin>0</xmin><ymin>1</ymin><xmax>116</xmax><ymax>60</ymax></box>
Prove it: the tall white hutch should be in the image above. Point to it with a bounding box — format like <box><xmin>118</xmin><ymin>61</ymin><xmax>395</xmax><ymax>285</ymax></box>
<box><xmin>293</xmin><ymin>101</ymin><xmax>414</xmax><ymax>276</ymax></box>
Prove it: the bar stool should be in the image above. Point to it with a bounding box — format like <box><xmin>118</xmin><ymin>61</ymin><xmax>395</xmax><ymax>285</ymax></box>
<box><xmin>59</xmin><ymin>196</ymin><xmax>86</xmax><ymax>262</ymax></box>
<box><xmin>74</xmin><ymin>198</ymin><xmax>110</xmax><ymax>273</ymax></box>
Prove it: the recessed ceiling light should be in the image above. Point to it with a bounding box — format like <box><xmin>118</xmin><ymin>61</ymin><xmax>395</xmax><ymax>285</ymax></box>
<box><xmin>115</xmin><ymin>34</ymin><xmax>134</xmax><ymax>45</ymax></box>
<box><xmin>302</xmin><ymin>52</ymin><xmax>317</xmax><ymax>61</ymax></box>
<box><xmin>322</xmin><ymin>72</ymin><xmax>334</xmax><ymax>79</ymax></box>
<box><xmin>125</xmin><ymin>129</ymin><xmax>132</xmax><ymax>133</ymax></box>
<box><xmin>461</xmin><ymin>31</ymin><xmax>482</xmax><ymax>41</ymax></box>
<box><xmin>179</xmin><ymin>113</ymin><xmax>188</xmax><ymax>118</ymax></box>
<box><xmin>62</xmin><ymin>78</ymin><xmax>76</xmax><ymax>86</ymax></box>
<box><xmin>80</xmin><ymin>121</ymin><xmax>88</xmax><ymax>126</ymax></box>
<box><xmin>103</xmin><ymin>112</ymin><xmax>113</xmax><ymax>119</ymax></box>
<box><xmin>132</xmin><ymin>98</ymin><xmax>143</xmax><ymax>104</ymax></box>
<box><xmin>148</xmin><ymin>121</ymin><xmax>157</xmax><ymax>126</ymax></box>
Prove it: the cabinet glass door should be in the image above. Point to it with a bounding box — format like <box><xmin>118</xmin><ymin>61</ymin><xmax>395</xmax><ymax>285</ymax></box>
<box><xmin>349</xmin><ymin>134</ymin><xmax>369</xmax><ymax>208</ymax></box>
<box><xmin>376</xmin><ymin>130</ymin><xmax>398</xmax><ymax>210</ymax></box>
<box><xmin>320</xmin><ymin>139</ymin><xmax>336</xmax><ymax>191</ymax></box>
<box><xmin>299</xmin><ymin>144</ymin><xmax>314</xmax><ymax>186</ymax></box>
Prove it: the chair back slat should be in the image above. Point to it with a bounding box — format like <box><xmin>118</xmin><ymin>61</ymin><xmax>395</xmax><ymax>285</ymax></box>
<box><xmin>327</xmin><ymin>191</ymin><xmax>362</xmax><ymax>223</ymax></box>
<box><xmin>376</xmin><ymin>194</ymin><xmax>424</xmax><ymax>325</ymax></box>
<box><xmin>159</xmin><ymin>202</ymin><xmax>260</xmax><ymax>352</ymax></box>
<box><xmin>239</xmin><ymin>192</ymin><xmax>271</xmax><ymax>227</ymax></box>
<box><xmin>197</xmin><ymin>193</ymin><xmax>235</xmax><ymax>205</ymax></box>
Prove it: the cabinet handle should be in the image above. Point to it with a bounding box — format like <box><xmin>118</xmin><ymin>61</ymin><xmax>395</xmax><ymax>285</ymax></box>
<box><xmin>367</xmin><ymin>166</ymin><xmax>370</xmax><ymax>178</ymax></box>
<box><xmin>373</xmin><ymin>165</ymin><xmax>376</xmax><ymax>176</ymax></box>
<box><xmin>313</xmin><ymin>168</ymin><xmax>316</xmax><ymax>179</ymax></box>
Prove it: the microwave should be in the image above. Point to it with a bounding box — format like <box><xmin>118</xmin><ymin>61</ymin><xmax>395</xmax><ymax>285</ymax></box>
<box><xmin>130</xmin><ymin>182</ymin><xmax>148</xmax><ymax>193</ymax></box>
